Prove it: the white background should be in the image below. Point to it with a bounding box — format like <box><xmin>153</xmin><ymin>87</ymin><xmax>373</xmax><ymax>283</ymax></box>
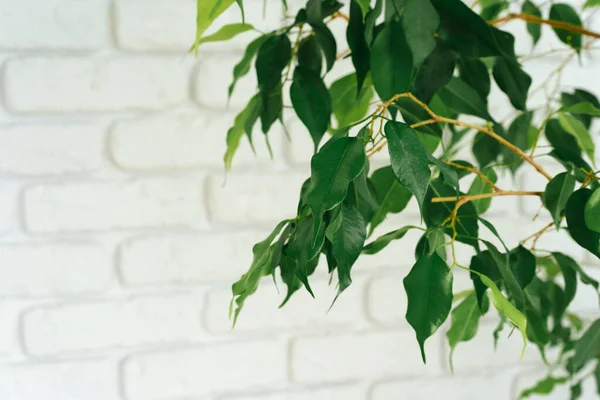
<box><xmin>0</xmin><ymin>0</ymin><xmax>598</xmax><ymax>399</ymax></box>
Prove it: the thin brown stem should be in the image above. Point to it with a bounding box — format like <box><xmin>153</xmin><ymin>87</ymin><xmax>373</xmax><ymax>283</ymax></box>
<box><xmin>491</xmin><ymin>13</ymin><xmax>600</xmax><ymax>40</ymax></box>
<box><xmin>431</xmin><ymin>191</ymin><xmax>543</xmax><ymax>204</ymax></box>
<box><xmin>444</xmin><ymin>160</ymin><xmax>501</xmax><ymax>191</ymax></box>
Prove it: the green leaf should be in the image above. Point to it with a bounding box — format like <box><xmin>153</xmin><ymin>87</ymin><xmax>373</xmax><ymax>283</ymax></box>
<box><xmin>229</xmin><ymin>35</ymin><xmax>268</xmax><ymax>98</ymax></box>
<box><xmin>552</xmin><ymin>252</ymin><xmax>578</xmax><ymax>309</ymax></box>
<box><xmin>395</xmin><ymin>97</ymin><xmax>443</xmax><ymax>138</ymax></box>
<box><xmin>446</xmin><ymin>292</ymin><xmax>484</xmax><ymax>371</ymax></box>
<box><xmin>483</xmin><ymin>241</ymin><xmax>526</xmax><ymax>310</ymax></box>
<box><xmin>312</xmin><ymin>22</ymin><xmax>337</xmax><ymax>72</ymax></box>
<box><xmin>231</xmin><ymin>219</ymin><xmax>291</xmax><ymax>324</ymax></box>
<box><xmin>290</xmin><ymin>67</ymin><xmax>332</xmax><ymax>151</ymax></box>
<box><xmin>356</xmin><ymin>0</ymin><xmax>371</xmax><ymax>16</ymax></box>
<box><xmin>363</xmin><ymin>225</ymin><xmax>420</xmax><ymax>254</ymax></box>
<box><xmin>522</xmin><ymin>1</ymin><xmax>542</xmax><ymax>45</ymax></box>
<box><xmin>437</xmin><ymin>77</ymin><xmax>494</xmax><ymax>121</ymax></box>
<box><xmin>544</xmin><ymin>172</ymin><xmax>577</xmax><ymax>228</ymax></box>
<box><xmin>386</xmin><ymin>121</ymin><xmax>431</xmax><ymax>212</ymax></box>
<box><xmin>283</xmin><ymin>215</ymin><xmax>322</xmax><ymax>298</ymax></box>
<box><xmin>585</xmin><ymin>187</ymin><xmax>600</xmax><ymax>232</ymax></box>
<box><xmin>470</xmin><ymin>251</ymin><xmax>501</xmax><ymax>310</ymax></box>
<box><xmin>458</xmin><ymin>57</ymin><xmax>490</xmax><ymax>101</ymax></box>
<box><xmin>492</xmin><ymin>57</ymin><xmax>532</xmax><ymax>111</ymax></box>
<box><xmin>549</xmin><ymin>4</ymin><xmax>582</xmax><ymax>51</ymax></box>
<box><xmin>561</xmin><ymin>89</ymin><xmax>600</xmax><ymax>129</ymax></box>
<box><xmin>369</xmin><ymin>166</ymin><xmax>413</xmax><ymax>234</ymax></box>
<box><xmin>364</xmin><ymin>0</ymin><xmax>384</xmax><ymax>44</ymax></box>
<box><xmin>297</xmin><ymin>35</ymin><xmax>323</xmax><ymax>74</ymax></box>
<box><xmin>563</xmin><ymin>102</ymin><xmax>600</xmax><ymax>117</ymax></box>
<box><xmin>370</xmin><ymin>20</ymin><xmax>413</xmax><ymax>100</ymax></box>
<box><xmin>509</xmin><ymin>245</ymin><xmax>536</xmax><ymax>290</ymax></box>
<box><xmin>402</xmin><ymin>0</ymin><xmax>439</xmax><ymax>69</ymax></box>
<box><xmin>585</xmin><ymin>0</ymin><xmax>600</xmax><ymax>7</ymax></box>
<box><xmin>306</xmin><ymin>137</ymin><xmax>366</xmax><ymax>244</ymax></box>
<box><xmin>224</xmin><ymin>94</ymin><xmax>262</xmax><ymax>171</ymax></box>
<box><xmin>404</xmin><ymin>253</ymin><xmax>453</xmax><ymax>363</ymax></box>
<box><xmin>192</xmin><ymin>0</ymin><xmax>236</xmax><ymax>55</ymax></box>
<box><xmin>427</xmin><ymin>154</ymin><xmax>459</xmax><ymax>191</ymax></box>
<box><xmin>467</xmin><ymin>167</ymin><xmax>497</xmax><ymax>214</ymax></box>
<box><xmin>572</xmin><ymin>319</ymin><xmax>600</xmax><ymax>370</ymax></box>
<box><xmin>566</xmin><ymin>189</ymin><xmax>600</xmax><ymax>259</ymax></box>
<box><xmin>326</xmin><ymin>202</ymin><xmax>367</xmax><ymax>293</ymax></box>
<box><xmin>475</xmin><ymin>271</ymin><xmax>528</xmax><ymax>357</ymax></box>
<box><xmin>504</xmin><ymin>112</ymin><xmax>533</xmax><ymax>173</ymax></box>
<box><xmin>413</xmin><ymin>40</ymin><xmax>457</xmax><ymax>104</ymax></box>
<box><xmin>347</xmin><ymin>1</ymin><xmax>370</xmax><ymax>92</ymax></box>
<box><xmin>330</xmin><ymin>74</ymin><xmax>374</xmax><ymax>129</ymax></box>
<box><xmin>545</xmin><ymin>119</ymin><xmax>588</xmax><ymax>168</ymax></box>
<box><xmin>195</xmin><ymin>23</ymin><xmax>254</xmax><ymax>47</ymax></box>
<box><xmin>595</xmin><ymin>363</ymin><xmax>600</xmax><ymax>394</ymax></box>
<box><xmin>570</xmin><ymin>383</ymin><xmax>582</xmax><ymax>400</ymax></box>
<box><xmin>473</xmin><ymin>127</ymin><xmax>502</xmax><ymax>168</ymax></box>
<box><xmin>520</xmin><ymin>376</ymin><xmax>569</xmax><ymax>399</ymax></box>
<box><xmin>348</xmin><ymin>161</ymin><xmax>379</xmax><ymax>222</ymax></box>
<box><xmin>558</xmin><ymin>113</ymin><xmax>596</xmax><ymax>165</ymax></box>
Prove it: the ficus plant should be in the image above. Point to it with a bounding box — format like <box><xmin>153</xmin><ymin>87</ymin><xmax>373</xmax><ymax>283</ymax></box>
<box><xmin>195</xmin><ymin>0</ymin><xmax>600</xmax><ymax>397</ymax></box>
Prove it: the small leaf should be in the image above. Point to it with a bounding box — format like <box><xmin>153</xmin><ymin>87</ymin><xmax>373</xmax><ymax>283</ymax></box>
<box><xmin>363</xmin><ymin>225</ymin><xmax>420</xmax><ymax>254</ymax></box>
<box><xmin>585</xmin><ymin>0</ymin><xmax>600</xmax><ymax>8</ymax></box>
<box><xmin>224</xmin><ymin>94</ymin><xmax>262</xmax><ymax>171</ymax></box>
<box><xmin>492</xmin><ymin>57</ymin><xmax>532</xmax><ymax>111</ymax></box>
<box><xmin>370</xmin><ymin>20</ymin><xmax>413</xmax><ymax>100</ymax></box>
<box><xmin>402</xmin><ymin>0</ymin><xmax>440</xmax><ymax>68</ymax></box>
<box><xmin>520</xmin><ymin>376</ymin><xmax>569</xmax><ymax>399</ymax></box>
<box><xmin>404</xmin><ymin>253</ymin><xmax>453</xmax><ymax>363</ymax></box>
<box><xmin>290</xmin><ymin>67</ymin><xmax>332</xmax><ymax>151</ymax></box>
<box><xmin>306</xmin><ymin>137</ymin><xmax>366</xmax><ymax>244</ymax></box>
<box><xmin>330</xmin><ymin>74</ymin><xmax>374</xmax><ymax>129</ymax></box>
<box><xmin>572</xmin><ymin>319</ymin><xmax>600</xmax><ymax>370</ymax></box>
<box><xmin>386</xmin><ymin>121</ymin><xmax>431</xmax><ymax>212</ymax></box>
<box><xmin>549</xmin><ymin>3</ymin><xmax>582</xmax><ymax>51</ymax></box>
<box><xmin>195</xmin><ymin>23</ymin><xmax>254</xmax><ymax>47</ymax></box>
<box><xmin>347</xmin><ymin>0</ymin><xmax>370</xmax><ymax>92</ymax></box>
<box><xmin>467</xmin><ymin>167</ymin><xmax>497</xmax><ymax>214</ymax></box>
<box><xmin>522</xmin><ymin>1</ymin><xmax>542</xmax><ymax>45</ymax></box>
<box><xmin>446</xmin><ymin>292</ymin><xmax>483</xmax><ymax>370</ymax></box>
<box><xmin>192</xmin><ymin>0</ymin><xmax>236</xmax><ymax>55</ymax></box>
<box><xmin>437</xmin><ymin>77</ymin><xmax>494</xmax><ymax>121</ymax></box>
<box><xmin>369</xmin><ymin>166</ymin><xmax>413</xmax><ymax>234</ymax></box>
<box><xmin>566</xmin><ymin>189</ymin><xmax>600</xmax><ymax>259</ymax></box>
<box><xmin>544</xmin><ymin>172</ymin><xmax>577</xmax><ymax>228</ymax></box>
<box><xmin>229</xmin><ymin>35</ymin><xmax>269</xmax><ymax>98</ymax></box>
<box><xmin>585</xmin><ymin>187</ymin><xmax>600</xmax><ymax>232</ymax></box>
<box><xmin>558</xmin><ymin>113</ymin><xmax>596</xmax><ymax>165</ymax></box>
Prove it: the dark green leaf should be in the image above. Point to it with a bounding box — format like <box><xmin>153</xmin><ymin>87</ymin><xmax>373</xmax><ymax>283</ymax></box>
<box><xmin>480</xmin><ymin>1</ymin><xmax>508</xmax><ymax>21</ymax></box>
<box><xmin>520</xmin><ymin>376</ymin><xmax>569</xmax><ymax>399</ymax></box>
<box><xmin>415</xmin><ymin>230</ymin><xmax>447</xmax><ymax>262</ymax></box>
<box><xmin>549</xmin><ymin>4</ymin><xmax>582</xmax><ymax>51</ymax></box>
<box><xmin>572</xmin><ymin>319</ymin><xmax>600</xmax><ymax>369</ymax></box>
<box><xmin>458</xmin><ymin>57</ymin><xmax>490</xmax><ymax>101</ymax></box>
<box><xmin>402</xmin><ymin>0</ymin><xmax>439</xmax><ymax>68</ymax></box>
<box><xmin>386</xmin><ymin>121</ymin><xmax>431</xmax><ymax>212</ymax></box>
<box><xmin>330</xmin><ymin>74</ymin><xmax>374</xmax><ymax>129</ymax></box>
<box><xmin>224</xmin><ymin>94</ymin><xmax>262</xmax><ymax>171</ymax></box>
<box><xmin>290</xmin><ymin>66</ymin><xmax>332</xmax><ymax>151</ymax></box>
<box><xmin>297</xmin><ymin>35</ymin><xmax>323</xmax><ymax>74</ymax></box>
<box><xmin>446</xmin><ymin>292</ymin><xmax>483</xmax><ymax>370</ymax></box>
<box><xmin>413</xmin><ymin>40</ymin><xmax>457</xmax><ymax>104</ymax></box>
<box><xmin>467</xmin><ymin>167</ymin><xmax>497</xmax><ymax>214</ymax></box>
<box><xmin>312</xmin><ymin>22</ymin><xmax>337</xmax><ymax>72</ymax></box>
<box><xmin>544</xmin><ymin>172</ymin><xmax>577</xmax><ymax>228</ymax></box>
<box><xmin>229</xmin><ymin>35</ymin><xmax>268</xmax><ymax>97</ymax></box>
<box><xmin>364</xmin><ymin>0</ymin><xmax>384</xmax><ymax>45</ymax></box>
<box><xmin>427</xmin><ymin>154</ymin><xmax>459</xmax><ymax>191</ymax></box>
<box><xmin>552</xmin><ymin>253</ymin><xmax>578</xmax><ymax>309</ymax></box>
<box><xmin>509</xmin><ymin>246</ymin><xmax>536</xmax><ymax>290</ymax></box>
<box><xmin>484</xmin><ymin>241</ymin><xmax>526</xmax><ymax>310</ymax></box>
<box><xmin>283</xmin><ymin>215</ymin><xmax>322</xmax><ymax>298</ymax></box>
<box><xmin>363</xmin><ymin>225</ymin><xmax>419</xmax><ymax>254</ymax></box>
<box><xmin>492</xmin><ymin>57</ymin><xmax>532</xmax><ymax>111</ymax></box>
<box><xmin>306</xmin><ymin>137</ymin><xmax>366</xmax><ymax>243</ymax></box>
<box><xmin>585</xmin><ymin>187</ymin><xmax>600</xmax><ymax>232</ymax></box>
<box><xmin>595</xmin><ymin>363</ymin><xmax>600</xmax><ymax>395</ymax></box>
<box><xmin>570</xmin><ymin>383</ymin><xmax>582</xmax><ymax>400</ymax></box>
<box><xmin>473</xmin><ymin>125</ymin><xmax>502</xmax><ymax>168</ymax></box>
<box><xmin>326</xmin><ymin>202</ymin><xmax>367</xmax><ymax>293</ymax></box>
<box><xmin>558</xmin><ymin>113</ymin><xmax>596</xmax><ymax>165</ymax></box>
<box><xmin>348</xmin><ymin>1</ymin><xmax>370</xmax><ymax>92</ymax></box>
<box><xmin>503</xmin><ymin>112</ymin><xmax>533</xmax><ymax>173</ymax></box>
<box><xmin>348</xmin><ymin>162</ymin><xmax>379</xmax><ymax>222</ymax></box>
<box><xmin>522</xmin><ymin>1</ymin><xmax>542</xmax><ymax>45</ymax></box>
<box><xmin>566</xmin><ymin>189</ymin><xmax>600</xmax><ymax>259</ymax></box>
<box><xmin>404</xmin><ymin>253</ymin><xmax>453</xmax><ymax>363</ymax></box>
<box><xmin>370</xmin><ymin>20</ymin><xmax>413</xmax><ymax>100</ymax></box>
<box><xmin>561</xmin><ymin>89</ymin><xmax>600</xmax><ymax>129</ymax></box>
<box><xmin>395</xmin><ymin>97</ymin><xmax>443</xmax><ymax>138</ymax></box>
<box><xmin>437</xmin><ymin>77</ymin><xmax>494</xmax><ymax>121</ymax></box>
<box><xmin>369</xmin><ymin>165</ymin><xmax>413</xmax><ymax>234</ymax></box>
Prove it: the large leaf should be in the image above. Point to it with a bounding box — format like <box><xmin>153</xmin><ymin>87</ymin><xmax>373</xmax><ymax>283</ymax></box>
<box><xmin>192</xmin><ymin>0</ymin><xmax>236</xmax><ymax>55</ymax></box>
<box><xmin>467</xmin><ymin>167</ymin><xmax>497</xmax><ymax>214</ymax></box>
<box><xmin>437</xmin><ymin>77</ymin><xmax>494</xmax><ymax>121</ymax></box>
<box><xmin>326</xmin><ymin>202</ymin><xmax>367</xmax><ymax>293</ymax></box>
<box><xmin>522</xmin><ymin>0</ymin><xmax>542</xmax><ymax>45</ymax></box>
<box><xmin>363</xmin><ymin>225</ymin><xmax>420</xmax><ymax>254</ymax></box>
<box><xmin>229</xmin><ymin>35</ymin><xmax>269</xmax><ymax>97</ymax></box>
<box><xmin>544</xmin><ymin>172</ymin><xmax>577</xmax><ymax>228</ymax></box>
<box><xmin>370</xmin><ymin>20</ymin><xmax>413</xmax><ymax>100</ymax></box>
<box><xmin>347</xmin><ymin>0</ymin><xmax>370</xmax><ymax>92</ymax></box>
<box><xmin>369</xmin><ymin>166</ymin><xmax>413</xmax><ymax>234</ymax></box>
<box><xmin>558</xmin><ymin>113</ymin><xmax>596</xmax><ymax>165</ymax></box>
<box><xmin>224</xmin><ymin>94</ymin><xmax>262</xmax><ymax>171</ymax></box>
<box><xmin>585</xmin><ymin>187</ymin><xmax>600</xmax><ymax>232</ymax></box>
<box><xmin>446</xmin><ymin>292</ymin><xmax>484</xmax><ymax>370</ymax></box>
<box><xmin>404</xmin><ymin>253</ymin><xmax>453</xmax><ymax>363</ymax></box>
<box><xmin>330</xmin><ymin>74</ymin><xmax>374</xmax><ymax>129</ymax></box>
<box><xmin>549</xmin><ymin>3</ymin><xmax>582</xmax><ymax>51</ymax></box>
<box><xmin>290</xmin><ymin>67</ymin><xmax>332</xmax><ymax>151</ymax></box>
<box><xmin>386</xmin><ymin>121</ymin><xmax>431</xmax><ymax>212</ymax></box>
<box><xmin>572</xmin><ymin>319</ymin><xmax>600</xmax><ymax>370</ymax></box>
<box><xmin>413</xmin><ymin>40</ymin><xmax>457</xmax><ymax>104</ymax></box>
<box><xmin>566</xmin><ymin>189</ymin><xmax>600</xmax><ymax>259</ymax></box>
<box><xmin>492</xmin><ymin>57</ymin><xmax>532</xmax><ymax>111</ymax></box>
<box><xmin>403</xmin><ymin>0</ymin><xmax>439</xmax><ymax>68</ymax></box>
<box><xmin>306</xmin><ymin>137</ymin><xmax>366</xmax><ymax>243</ymax></box>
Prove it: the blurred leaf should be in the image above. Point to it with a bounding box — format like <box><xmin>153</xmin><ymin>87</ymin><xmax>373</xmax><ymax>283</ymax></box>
<box><xmin>522</xmin><ymin>1</ymin><xmax>542</xmax><ymax>45</ymax></box>
<box><xmin>566</xmin><ymin>189</ymin><xmax>600</xmax><ymax>259</ymax></box>
<box><xmin>558</xmin><ymin>113</ymin><xmax>596</xmax><ymax>166</ymax></box>
<box><xmin>544</xmin><ymin>172</ymin><xmax>577</xmax><ymax>228</ymax></box>
<box><xmin>585</xmin><ymin>187</ymin><xmax>600</xmax><ymax>232</ymax></box>
<box><xmin>549</xmin><ymin>3</ymin><xmax>582</xmax><ymax>51</ymax></box>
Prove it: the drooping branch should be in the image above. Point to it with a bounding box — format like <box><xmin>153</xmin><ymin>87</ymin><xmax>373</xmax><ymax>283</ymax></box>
<box><xmin>491</xmin><ymin>13</ymin><xmax>600</xmax><ymax>40</ymax></box>
<box><xmin>431</xmin><ymin>190</ymin><xmax>543</xmax><ymax>204</ymax></box>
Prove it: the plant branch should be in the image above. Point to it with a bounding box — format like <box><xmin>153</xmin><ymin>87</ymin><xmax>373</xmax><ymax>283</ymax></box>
<box><xmin>431</xmin><ymin>190</ymin><xmax>543</xmax><ymax>204</ymax></box>
<box><xmin>491</xmin><ymin>13</ymin><xmax>600</xmax><ymax>40</ymax></box>
<box><xmin>444</xmin><ymin>160</ymin><xmax>501</xmax><ymax>191</ymax></box>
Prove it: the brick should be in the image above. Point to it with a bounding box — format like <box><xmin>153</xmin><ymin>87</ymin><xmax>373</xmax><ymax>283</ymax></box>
<box><xmin>4</xmin><ymin>57</ymin><xmax>190</xmax><ymax>113</ymax></box>
<box><xmin>114</xmin><ymin>0</ymin><xmax>282</xmax><ymax>51</ymax></box>
<box><xmin>371</xmin><ymin>370</ymin><xmax>515</xmax><ymax>400</ymax></box>
<box><xmin>0</xmin><ymin>360</ymin><xmax>118</xmax><ymax>400</ymax></box>
<box><xmin>110</xmin><ymin>110</ymin><xmax>279</xmax><ymax>171</ymax></box>
<box><xmin>207</xmin><ymin>171</ymin><xmax>306</xmax><ymax>224</ymax></box>
<box><xmin>0</xmin><ymin>0</ymin><xmax>108</xmax><ymax>50</ymax></box>
<box><xmin>227</xmin><ymin>384</ymin><xmax>364</xmax><ymax>400</ymax></box>
<box><xmin>0</xmin><ymin>123</ymin><xmax>104</xmax><ymax>176</ymax></box>
<box><xmin>119</xmin><ymin>231</ymin><xmax>264</xmax><ymax>286</ymax></box>
<box><xmin>0</xmin><ymin>243</ymin><xmax>110</xmax><ymax>297</ymax></box>
<box><xmin>205</xmin><ymin>277</ymin><xmax>366</xmax><ymax>333</ymax></box>
<box><xmin>122</xmin><ymin>340</ymin><xmax>286</xmax><ymax>399</ymax></box>
<box><xmin>291</xmin><ymin>330</ymin><xmax>443</xmax><ymax>382</ymax></box>
<box><xmin>22</xmin><ymin>294</ymin><xmax>204</xmax><ymax>355</ymax></box>
<box><xmin>23</xmin><ymin>178</ymin><xmax>207</xmax><ymax>233</ymax></box>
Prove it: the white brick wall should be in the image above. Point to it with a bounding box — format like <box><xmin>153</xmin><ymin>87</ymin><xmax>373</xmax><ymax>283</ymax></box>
<box><xmin>0</xmin><ymin>1</ymin><xmax>597</xmax><ymax>399</ymax></box>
